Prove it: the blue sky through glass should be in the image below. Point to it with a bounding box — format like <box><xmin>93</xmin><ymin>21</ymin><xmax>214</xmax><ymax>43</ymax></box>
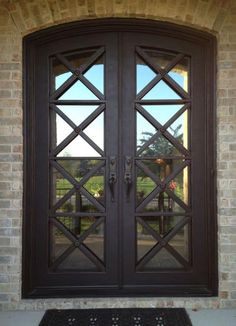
<box><xmin>54</xmin><ymin>64</ymin><xmax>185</xmax><ymax>156</ymax></box>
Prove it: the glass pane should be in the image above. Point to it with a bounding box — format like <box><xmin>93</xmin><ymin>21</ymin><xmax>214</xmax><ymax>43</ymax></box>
<box><xmin>138</xmin><ymin>135</ymin><xmax>182</xmax><ymax>157</ymax></box>
<box><xmin>168</xmin><ymin>57</ymin><xmax>189</xmax><ymax>93</ymax></box>
<box><xmin>136</xmin><ymin>167</ymin><xmax>156</xmax><ymax>205</ymax></box>
<box><xmin>57</xmin><ymin>196</ymin><xmax>76</xmax><ymax>213</ymax></box>
<box><xmin>145</xmin><ymin>51</ymin><xmax>176</xmax><ymax>69</ymax></box>
<box><xmin>84</xmin><ymin>167</ymin><xmax>105</xmax><ymax>204</ymax></box>
<box><xmin>58</xmin><ymin>105</ymin><xmax>99</xmax><ymax>126</ymax></box>
<box><xmin>57</xmin><ymin>159</ymin><xmax>101</xmax><ymax>179</ymax></box>
<box><xmin>54</xmin><ymin>216</ymin><xmax>103</xmax><ymax>271</ymax></box>
<box><xmin>52</xmin><ymin>57</ymin><xmax>73</xmax><ymax>91</ymax></box>
<box><xmin>84</xmin><ymin>57</ymin><xmax>104</xmax><ymax>94</ymax></box>
<box><xmin>168</xmin><ymin>166</ymin><xmax>189</xmax><ymax>205</ymax></box>
<box><xmin>136</xmin><ymin>111</ymin><xmax>156</xmax><ymax>150</ymax></box>
<box><xmin>136</xmin><ymin>112</ymin><xmax>183</xmax><ymax>157</ymax></box>
<box><xmin>57</xmin><ymin>135</ymin><xmax>101</xmax><ymax>157</ymax></box>
<box><xmin>84</xmin><ymin>112</ymin><xmax>104</xmax><ymax>151</ymax></box>
<box><xmin>66</xmin><ymin>50</ymin><xmax>95</xmax><ymax>70</ymax></box>
<box><xmin>142</xmin><ymin>80</ymin><xmax>181</xmax><ymax>100</ymax></box>
<box><xmin>136</xmin><ymin>221</ymin><xmax>156</xmax><ymax>261</ymax></box>
<box><xmin>137</xmin><ymin>159</ymin><xmax>189</xmax><ymax>211</ymax></box>
<box><xmin>142</xmin><ymin>105</ymin><xmax>183</xmax><ymax>125</ymax></box>
<box><xmin>51</xmin><ymin>112</ymin><xmax>73</xmax><ymax>149</ymax></box>
<box><xmin>80</xmin><ymin>194</ymin><xmax>99</xmax><ymax>213</ymax></box>
<box><xmin>59</xmin><ymin>248</ymin><xmax>98</xmax><ymax>271</ymax></box>
<box><xmin>59</xmin><ymin>80</ymin><xmax>98</xmax><ymax>100</ymax></box>
<box><xmin>144</xmin><ymin>194</ymin><xmax>185</xmax><ymax>213</ymax></box>
<box><xmin>50</xmin><ymin>167</ymin><xmax>74</xmax><ymax>206</ymax></box>
<box><xmin>136</xmin><ymin>216</ymin><xmax>187</xmax><ymax>266</ymax></box>
<box><xmin>50</xmin><ymin>223</ymin><xmax>72</xmax><ymax>263</ymax></box>
<box><xmin>142</xmin><ymin>247</ymin><xmax>183</xmax><ymax>270</ymax></box>
<box><xmin>169</xmin><ymin>223</ymin><xmax>189</xmax><ymax>261</ymax></box>
<box><xmin>84</xmin><ymin>221</ymin><xmax>104</xmax><ymax>261</ymax></box>
<box><xmin>136</xmin><ymin>56</ymin><xmax>156</xmax><ymax>94</ymax></box>
<box><xmin>144</xmin><ymin>215</ymin><xmax>185</xmax><ymax>237</ymax></box>
<box><xmin>167</xmin><ymin>110</ymin><xmax>188</xmax><ymax>149</ymax></box>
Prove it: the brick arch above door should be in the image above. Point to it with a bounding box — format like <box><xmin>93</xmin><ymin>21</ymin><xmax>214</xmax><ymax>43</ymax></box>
<box><xmin>2</xmin><ymin>0</ymin><xmax>232</xmax><ymax>35</ymax></box>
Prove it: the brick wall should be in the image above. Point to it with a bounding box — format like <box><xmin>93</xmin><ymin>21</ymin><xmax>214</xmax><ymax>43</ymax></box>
<box><xmin>0</xmin><ymin>0</ymin><xmax>236</xmax><ymax>310</ymax></box>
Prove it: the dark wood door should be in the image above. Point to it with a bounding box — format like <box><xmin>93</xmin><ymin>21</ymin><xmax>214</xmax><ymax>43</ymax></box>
<box><xmin>23</xmin><ymin>21</ymin><xmax>217</xmax><ymax>297</ymax></box>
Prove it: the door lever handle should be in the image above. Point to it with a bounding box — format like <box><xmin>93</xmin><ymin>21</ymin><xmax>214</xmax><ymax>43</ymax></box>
<box><xmin>109</xmin><ymin>156</ymin><xmax>117</xmax><ymax>202</ymax></box>
<box><xmin>124</xmin><ymin>156</ymin><xmax>132</xmax><ymax>202</ymax></box>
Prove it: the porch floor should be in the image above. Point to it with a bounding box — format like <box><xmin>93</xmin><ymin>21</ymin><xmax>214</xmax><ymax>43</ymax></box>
<box><xmin>0</xmin><ymin>309</ymin><xmax>235</xmax><ymax>326</ymax></box>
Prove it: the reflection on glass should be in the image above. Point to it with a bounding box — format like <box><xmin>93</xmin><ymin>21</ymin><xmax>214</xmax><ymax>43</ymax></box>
<box><xmin>59</xmin><ymin>248</ymin><xmax>98</xmax><ymax>270</ymax></box>
<box><xmin>84</xmin><ymin>112</ymin><xmax>104</xmax><ymax>150</ymax></box>
<box><xmin>51</xmin><ymin>112</ymin><xmax>73</xmax><ymax>148</ymax></box>
<box><xmin>137</xmin><ymin>221</ymin><xmax>156</xmax><ymax>261</ymax></box>
<box><xmin>142</xmin><ymin>105</ymin><xmax>183</xmax><ymax>125</ymax></box>
<box><xmin>136</xmin><ymin>111</ymin><xmax>156</xmax><ymax>151</ymax></box>
<box><xmin>50</xmin><ymin>224</ymin><xmax>71</xmax><ymax>263</ymax></box>
<box><xmin>136</xmin><ymin>111</ymin><xmax>186</xmax><ymax>156</ymax></box>
<box><xmin>51</xmin><ymin>167</ymin><xmax>73</xmax><ymax>206</ymax></box>
<box><xmin>52</xmin><ymin>160</ymin><xmax>104</xmax><ymax>213</ymax></box>
<box><xmin>138</xmin><ymin>136</ymin><xmax>181</xmax><ymax>159</ymax></box>
<box><xmin>145</xmin><ymin>51</ymin><xmax>176</xmax><ymax>69</ymax></box>
<box><xmin>169</xmin><ymin>223</ymin><xmax>189</xmax><ymax>261</ymax></box>
<box><xmin>141</xmin><ymin>104</ymin><xmax>188</xmax><ymax>149</ymax></box>
<box><xmin>168</xmin><ymin>57</ymin><xmax>189</xmax><ymax>93</ymax></box>
<box><xmin>167</xmin><ymin>110</ymin><xmax>188</xmax><ymax>148</ymax></box>
<box><xmin>52</xmin><ymin>57</ymin><xmax>73</xmax><ymax>90</ymax></box>
<box><xmin>137</xmin><ymin>216</ymin><xmax>189</xmax><ymax>270</ymax></box>
<box><xmin>84</xmin><ymin>59</ymin><xmax>104</xmax><ymax>94</ymax></box>
<box><xmin>59</xmin><ymin>80</ymin><xmax>98</xmax><ymax>100</ymax></box>
<box><xmin>51</xmin><ymin>216</ymin><xmax>104</xmax><ymax>270</ymax></box>
<box><xmin>144</xmin><ymin>194</ymin><xmax>185</xmax><ymax>213</ymax></box>
<box><xmin>57</xmin><ymin>136</ymin><xmax>101</xmax><ymax>157</ymax></box>
<box><xmin>66</xmin><ymin>50</ymin><xmax>95</xmax><ymax>68</ymax></box>
<box><xmin>84</xmin><ymin>167</ymin><xmax>105</xmax><ymax>204</ymax></box>
<box><xmin>135</xmin><ymin>159</ymin><xmax>189</xmax><ymax>211</ymax></box>
<box><xmin>136</xmin><ymin>56</ymin><xmax>156</xmax><ymax>94</ymax></box>
<box><xmin>58</xmin><ymin>159</ymin><xmax>101</xmax><ymax>179</ymax></box>
<box><xmin>143</xmin><ymin>80</ymin><xmax>181</xmax><ymax>100</ymax></box>
<box><xmin>52</xmin><ymin>50</ymin><xmax>104</xmax><ymax>95</ymax></box>
<box><xmin>51</xmin><ymin>106</ymin><xmax>104</xmax><ymax>156</ymax></box>
<box><xmin>58</xmin><ymin>105</ymin><xmax>98</xmax><ymax>127</ymax></box>
<box><xmin>84</xmin><ymin>221</ymin><xmax>104</xmax><ymax>261</ymax></box>
<box><xmin>142</xmin><ymin>248</ymin><xmax>182</xmax><ymax>270</ymax></box>
<box><xmin>136</xmin><ymin>167</ymin><xmax>156</xmax><ymax>205</ymax></box>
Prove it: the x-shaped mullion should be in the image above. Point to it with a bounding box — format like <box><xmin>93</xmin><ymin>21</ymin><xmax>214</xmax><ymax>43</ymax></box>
<box><xmin>136</xmin><ymin>47</ymin><xmax>189</xmax><ymax>100</ymax></box>
<box><xmin>52</xmin><ymin>159</ymin><xmax>105</xmax><ymax>191</ymax></box>
<box><xmin>51</xmin><ymin>48</ymin><xmax>105</xmax><ymax>100</ymax></box>
<box><xmin>80</xmin><ymin>187</ymin><xmax>105</xmax><ymax>213</ymax></box>
<box><xmin>51</xmin><ymin>160</ymin><xmax>105</xmax><ymax>212</ymax></box>
<box><xmin>50</xmin><ymin>217</ymin><xmax>105</xmax><ymax>271</ymax></box>
<box><xmin>52</xmin><ymin>104</ymin><xmax>105</xmax><ymax>157</ymax></box>
<box><xmin>136</xmin><ymin>216</ymin><xmax>190</xmax><ymax>270</ymax></box>
<box><xmin>79</xmin><ymin>131</ymin><xmax>104</xmax><ymax>156</ymax></box>
<box><xmin>51</xmin><ymin>188</ymin><xmax>76</xmax><ymax>213</ymax></box>
<box><xmin>136</xmin><ymin>160</ymin><xmax>189</xmax><ymax>212</ymax></box>
<box><xmin>136</xmin><ymin>104</ymin><xmax>189</xmax><ymax>157</ymax></box>
<box><xmin>51</xmin><ymin>103</ymin><xmax>76</xmax><ymax>129</ymax></box>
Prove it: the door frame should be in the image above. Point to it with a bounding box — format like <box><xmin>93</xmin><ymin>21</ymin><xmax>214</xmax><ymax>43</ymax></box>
<box><xmin>23</xmin><ymin>18</ymin><xmax>217</xmax><ymax>298</ymax></box>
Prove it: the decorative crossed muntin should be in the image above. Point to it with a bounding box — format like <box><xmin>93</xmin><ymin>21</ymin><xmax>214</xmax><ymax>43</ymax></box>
<box><xmin>135</xmin><ymin>47</ymin><xmax>191</xmax><ymax>270</ymax></box>
<box><xmin>49</xmin><ymin>47</ymin><xmax>106</xmax><ymax>271</ymax></box>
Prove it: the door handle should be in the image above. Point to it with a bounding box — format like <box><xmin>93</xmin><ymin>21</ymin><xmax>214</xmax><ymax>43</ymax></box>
<box><xmin>109</xmin><ymin>156</ymin><xmax>117</xmax><ymax>202</ymax></box>
<box><xmin>124</xmin><ymin>156</ymin><xmax>132</xmax><ymax>202</ymax></box>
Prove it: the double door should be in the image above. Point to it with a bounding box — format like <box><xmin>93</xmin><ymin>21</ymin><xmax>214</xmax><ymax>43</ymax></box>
<box><xmin>24</xmin><ymin>25</ymin><xmax>216</xmax><ymax>297</ymax></box>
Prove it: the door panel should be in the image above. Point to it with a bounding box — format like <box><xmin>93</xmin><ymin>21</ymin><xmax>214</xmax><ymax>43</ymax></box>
<box><xmin>33</xmin><ymin>33</ymin><xmax>120</xmax><ymax>289</ymax></box>
<box><xmin>23</xmin><ymin>21</ymin><xmax>216</xmax><ymax>297</ymax></box>
<box><xmin>121</xmin><ymin>33</ymin><xmax>208</xmax><ymax>288</ymax></box>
